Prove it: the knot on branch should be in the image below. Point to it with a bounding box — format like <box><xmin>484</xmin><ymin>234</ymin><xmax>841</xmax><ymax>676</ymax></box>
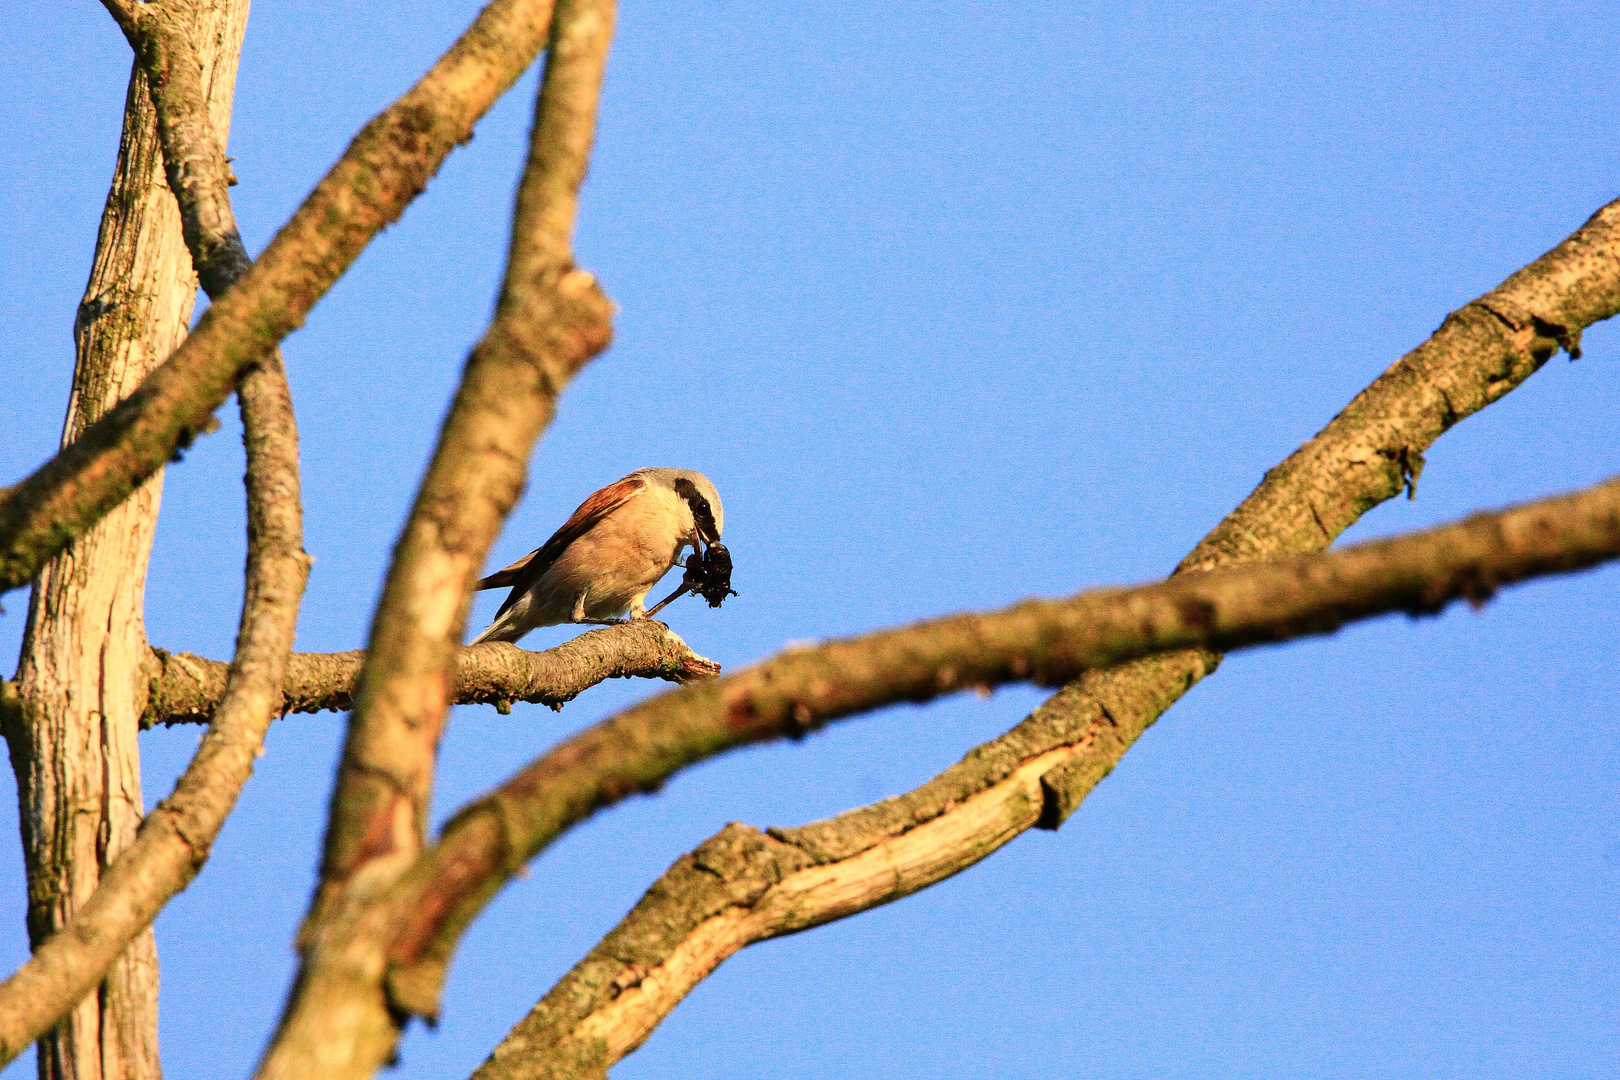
<box><xmin>1474</xmin><ymin>297</ymin><xmax>1584</xmax><ymax>360</ymax></box>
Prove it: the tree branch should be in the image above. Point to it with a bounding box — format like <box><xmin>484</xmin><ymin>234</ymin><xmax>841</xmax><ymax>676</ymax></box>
<box><xmin>102</xmin><ymin>0</ymin><xmax>254</xmax><ymax>299</ymax></box>
<box><xmin>139</xmin><ymin>623</ymin><xmax>720</xmax><ymax>728</ymax></box>
<box><xmin>3</xmin><ymin>4</ymin><xmax>250</xmax><ymax>1076</ymax></box>
<box><xmin>464</xmin><ymin>354</ymin><xmax>1620</xmax><ymax>1080</ymax></box>
<box><xmin>253</xmin><ymin>2</ymin><xmax>618</xmax><ymax>1078</ymax></box>
<box><xmin>0</xmin><ymin>3</ymin><xmax>314</xmax><ymax>1067</ymax></box>
<box><xmin>367</xmin><ymin>196</ymin><xmax>1620</xmax><ymax>1037</ymax></box>
<box><xmin>0</xmin><ymin>0</ymin><xmax>565</xmax><ymax>595</ymax></box>
<box><xmin>0</xmin><ymin>351</ymin><xmax>309</xmax><ymax>1070</ymax></box>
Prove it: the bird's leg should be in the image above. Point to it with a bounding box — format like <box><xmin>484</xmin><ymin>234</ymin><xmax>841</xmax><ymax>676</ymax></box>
<box><xmin>570</xmin><ymin>589</ymin><xmax>626</xmax><ymax>625</ymax></box>
<box><xmin>644</xmin><ymin>581</ymin><xmax>692</xmax><ymax>620</ymax></box>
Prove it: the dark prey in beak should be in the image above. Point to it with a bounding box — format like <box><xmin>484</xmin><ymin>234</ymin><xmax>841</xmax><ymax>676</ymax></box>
<box><xmin>645</xmin><ymin>542</ymin><xmax>737</xmax><ymax>619</ymax></box>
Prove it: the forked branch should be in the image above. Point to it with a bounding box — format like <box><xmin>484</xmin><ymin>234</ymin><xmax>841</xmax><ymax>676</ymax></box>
<box><xmin>3</xmin><ymin>4</ymin><xmax>249</xmax><ymax>1071</ymax></box>
<box><xmin>467</xmin><ymin>472</ymin><xmax>1620</xmax><ymax>1077</ymax></box>
<box><xmin>0</xmin><ymin>2</ymin><xmax>311</xmax><ymax>1065</ymax></box>
<box><xmin>0</xmin><ymin>354</ymin><xmax>308</xmax><ymax>1069</ymax></box>
<box><xmin>459</xmin><ymin>198</ymin><xmax>1620</xmax><ymax>1079</ymax></box>
<box><xmin>302</xmin><ymin>196</ymin><xmax>1620</xmax><ymax>1068</ymax></box>
<box><xmin>0</xmin><ymin>0</ymin><xmax>566</xmax><ymax>594</ymax></box>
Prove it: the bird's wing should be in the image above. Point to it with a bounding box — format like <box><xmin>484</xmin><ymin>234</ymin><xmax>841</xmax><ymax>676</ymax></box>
<box><xmin>476</xmin><ymin>473</ymin><xmax>648</xmax><ymax>617</ymax></box>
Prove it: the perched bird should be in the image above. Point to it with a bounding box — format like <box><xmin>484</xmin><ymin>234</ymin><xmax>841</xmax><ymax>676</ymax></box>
<box><xmin>468</xmin><ymin>467</ymin><xmax>725</xmax><ymax>645</ymax></box>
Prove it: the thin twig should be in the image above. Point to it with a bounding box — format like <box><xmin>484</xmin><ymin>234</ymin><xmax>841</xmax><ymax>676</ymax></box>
<box><xmin>642</xmin><ymin>584</ymin><xmax>692</xmax><ymax>620</ymax></box>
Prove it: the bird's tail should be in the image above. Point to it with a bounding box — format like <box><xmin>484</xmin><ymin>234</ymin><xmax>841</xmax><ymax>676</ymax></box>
<box><xmin>467</xmin><ymin>616</ymin><xmax>512</xmax><ymax>646</ymax></box>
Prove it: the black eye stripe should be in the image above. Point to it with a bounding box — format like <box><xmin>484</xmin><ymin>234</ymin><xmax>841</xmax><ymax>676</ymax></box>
<box><xmin>673</xmin><ymin>478</ymin><xmax>720</xmax><ymax>541</ymax></box>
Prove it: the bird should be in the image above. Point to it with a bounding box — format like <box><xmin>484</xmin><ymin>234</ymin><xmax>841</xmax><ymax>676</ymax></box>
<box><xmin>467</xmin><ymin>467</ymin><xmax>725</xmax><ymax>645</ymax></box>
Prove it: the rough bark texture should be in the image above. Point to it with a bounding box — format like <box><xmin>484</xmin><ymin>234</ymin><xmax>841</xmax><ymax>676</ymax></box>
<box><xmin>138</xmin><ymin>623</ymin><xmax>719</xmax><ymax>728</ymax></box>
<box><xmin>0</xmin><ymin>0</ymin><xmax>564</xmax><ymax>596</ymax></box>
<box><xmin>0</xmin><ymin>354</ymin><xmax>308</xmax><ymax>1073</ymax></box>
<box><xmin>449</xmin><ymin>199</ymin><xmax>1620</xmax><ymax>1078</ymax></box>
<box><xmin>390</xmin><ymin>467</ymin><xmax>1620</xmax><ymax>1031</ymax></box>
<box><xmin>252</xmin><ymin>4</ymin><xmax>617</xmax><ymax>1079</ymax></box>
<box><xmin>2</xmin><ymin>7</ymin><xmax>247</xmax><ymax>1076</ymax></box>
<box><xmin>463</xmin><ymin>473</ymin><xmax>1620</xmax><ymax>1078</ymax></box>
<box><xmin>100</xmin><ymin>0</ymin><xmax>255</xmax><ymax>301</ymax></box>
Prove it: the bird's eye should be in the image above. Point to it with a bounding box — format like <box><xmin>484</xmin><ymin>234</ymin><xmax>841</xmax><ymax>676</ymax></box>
<box><xmin>674</xmin><ymin>479</ymin><xmax>720</xmax><ymax>542</ymax></box>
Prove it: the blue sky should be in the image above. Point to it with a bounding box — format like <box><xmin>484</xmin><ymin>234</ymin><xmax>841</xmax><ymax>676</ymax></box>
<box><xmin>2</xmin><ymin>2</ymin><xmax>1618</xmax><ymax>1077</ymax></box>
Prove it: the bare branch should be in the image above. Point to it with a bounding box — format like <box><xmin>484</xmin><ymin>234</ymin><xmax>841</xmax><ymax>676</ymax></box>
<box><xmin>464</xmin><ymin>466</ymin><xmax>1620</xmax><ymax>1076</ymax></box>
<box><xmin>252</xmin><ymin>2</ymin><xmax>618</xmax><ymax>1078</ymax></box>
<box><xmin>0</xmin><ymin>352</ymin><xmax>309</xmax><ymax>1069</ymax></box>
<box><xmin>140</xmin><ymin>623</ymin><xmax>720</xmax><ymax>728</ymax></box>
<box><xmin>1180</xmin><ymin>198</ymin><xmax>1620</xmax><ymax>575</ymax></box>
<box><xmin>108</xmin><ymin>0</ymin><xmax>255</xmax><ymax>299</ymax></box>
<box><xmin>0</xmin><ymin>2</ymin><xmax>315</xmax><ymax>1065</ymax></box>
<box><xmin>0</xmin><ymin>0</ymin><xmax>566</xmax><ymax>595</ymax></box>
<box><xmin>365</xmin><ymin>196</ymin><xmax>1620</xmax><ymax>1033</ymax></box>
<box><xmin>453</xmin><ymin>196</ymin><xmax>1620</xmax><ymax>1079</ymax></box>
<box><xmin>390</xmin><ymin>468</ymin><xmax>1620</xmax><ymax>1033</ymax></box>
<box><xmin>3</xmin><ymin>4</ymin><xmax>250</xmax><ymax>1075</ymax></box>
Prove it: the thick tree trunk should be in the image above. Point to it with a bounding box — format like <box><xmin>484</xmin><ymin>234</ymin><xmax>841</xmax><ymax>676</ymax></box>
<box><xmin>9</xmin><ymin>64</ymin><xmax>195</xmax><ymax>1080</ymax></box>
<box><xmin>5</xmin><ymin>7</ymin><xmax>248</xmax><ymax>1077</ymax></box>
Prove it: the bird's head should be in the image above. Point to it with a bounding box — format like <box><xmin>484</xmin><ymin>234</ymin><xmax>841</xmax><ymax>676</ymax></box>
<box><xmin>639</xmin><ymin>467</ymin><xmax>724</xmax><ymax>545</ymax></box>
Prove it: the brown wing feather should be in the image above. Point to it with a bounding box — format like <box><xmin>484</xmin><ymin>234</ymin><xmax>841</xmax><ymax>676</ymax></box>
<box><xmin>477</xmin><ymin>474</ymin><xmax>648</xmax><ymax>618</ymax></box>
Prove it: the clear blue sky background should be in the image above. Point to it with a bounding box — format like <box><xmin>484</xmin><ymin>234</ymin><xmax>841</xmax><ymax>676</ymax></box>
<box><xmin>3</xmin><ymin>2</ymin><xmax>1618</xmax><ymax>1077</ymax></box>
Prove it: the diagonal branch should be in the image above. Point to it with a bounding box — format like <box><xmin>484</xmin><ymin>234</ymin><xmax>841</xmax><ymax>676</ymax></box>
<box><xmin>102</xmin><ymin>0</ymin><xmax>254</xmax><ymax>298</ymax></box>
<box><xmin>0</xmin><ymin>0</ymin><xmax>567</xmax><ymax>596</ymax></box>
<box><xmin>3</xmin><ymin>6</ymin><xmax>249</xmax><ymax>1072</ymax></box>
<box><xmin>365</xmin><ymin>196</ymin><xmax>1620</xmax><ymax>1035</ymax></box>
<box><xmin>138</xmin><ymin>624</ymin><xmax>720</xmax><ymax>728</ymax></box>
<box><xmin>253</xmin><ymin>3</ymin><xmax>618</xmax><ymax>1079</ymax></box>
<box><xmin>472</xmin><ymin>468</ymin><xmax>1620</xmax><ymax>1079</ymax></box>
<box><xmin>460</xmin><ymin>200</ymin><xmax>1620</xmax><ymax>1078</ymax></box>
